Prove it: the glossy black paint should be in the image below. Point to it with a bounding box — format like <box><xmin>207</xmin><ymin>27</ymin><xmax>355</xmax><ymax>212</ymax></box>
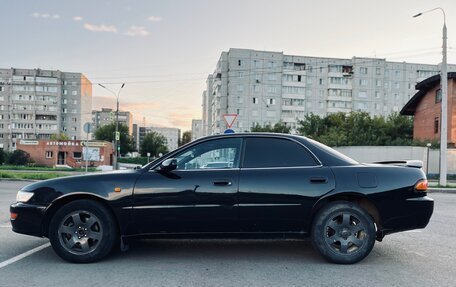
<box><xmin>10</xmin><ymin>133</ymin><xmax>434</xmax><ymax>241</ymax></box>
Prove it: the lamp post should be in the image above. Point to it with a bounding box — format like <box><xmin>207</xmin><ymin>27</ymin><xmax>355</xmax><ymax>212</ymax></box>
<box><xmin>414</xmin><ymin>8</ymin><xmax>447</xmax><ymax>186</ymax></box>
<box><xmin>98</xmin><ymin>83</ymin><xmax>125</xmax><ymax>170</ymax></box>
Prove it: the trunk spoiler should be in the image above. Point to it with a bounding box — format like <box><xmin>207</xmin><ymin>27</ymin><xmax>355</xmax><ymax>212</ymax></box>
<box><xmin>373</xmin><ymin>160</ymin><xmax>423</xmax><ymax>169</ymax></box>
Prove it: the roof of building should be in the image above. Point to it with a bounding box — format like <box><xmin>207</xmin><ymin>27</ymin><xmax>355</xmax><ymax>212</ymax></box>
<box><xmin>400</xmin><ymin>72</ymin><xmax>456</xmax><ymax>115</ymax></box>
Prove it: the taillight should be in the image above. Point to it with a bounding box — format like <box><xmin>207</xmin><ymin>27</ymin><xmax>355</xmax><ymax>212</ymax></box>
<box><xmin>415</xmin><ymin>179</ymin><xmax>428</xmax><ymax>192</ymax></box>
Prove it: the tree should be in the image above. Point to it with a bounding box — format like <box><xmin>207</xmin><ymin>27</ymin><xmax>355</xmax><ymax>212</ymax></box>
<box><xmin>296</xmin><ymin>111</ymin><xmax>415</xmax><ymax>146</ymax></box>
<box><xmin>251</xmin><ymin>121</ymin><xmax>291</xmax><ymax>133</ymax></box>
<box><xmin>7</xmin><ymin>150</ymin><xmax>30</xmax><ymax>166</ymax></box>
<box><xmin>180</xmin><ymin>131</ymin><xmax>192</xmax><ymax>147</ymax></box>
<box><xmin>140</xmin><ymin>132</ymin><xmax>169</xmax><ymax>157</ymax></box>
<box><xmin>0</xmin><ymin>149</ymin><xmax>5</xmax><ymax>165</ymax></box>
<box><xmin>50</xmin><ymin>133</ymin><xmax>70</xmax><ymax>140</ymax></box>
<box><xmin>94</xmin><ymin>123</ymin><xmax>133</xmax><ymax>155</ymax></box>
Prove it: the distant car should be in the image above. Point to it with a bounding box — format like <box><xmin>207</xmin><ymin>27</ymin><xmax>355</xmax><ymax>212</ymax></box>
<box><xmin>10</xmin><ymin>133</ymin><xmax>433</xmax><ymax>264</ymax></box>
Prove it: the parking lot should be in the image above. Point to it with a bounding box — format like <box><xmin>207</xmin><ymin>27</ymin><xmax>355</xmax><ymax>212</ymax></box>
<box><xmin>0</xmin><ymin>180</ymin><xmax>455</xmax><ymax>287</ymax></box>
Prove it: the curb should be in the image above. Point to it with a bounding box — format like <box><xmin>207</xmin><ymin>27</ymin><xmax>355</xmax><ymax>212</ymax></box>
<box><xmin>0</xmin><ymin>178</ymin><xmax>38</xmax><ymax>182</ymax></box>
<box><xmin>428</xmin><ymin>188</ymin><xmax>456</xmax><ymax>193</ymax></box>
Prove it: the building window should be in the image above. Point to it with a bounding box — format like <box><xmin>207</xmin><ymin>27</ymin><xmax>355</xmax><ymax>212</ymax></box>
<box><xmin>238</xmin><ymin>59</ymin><xmax>242</xmax><ymax>66</ymax></box>
<box><xmin>360</xmin><ymin>67</ymin><xmax>368</xmax><ymax>74</ymax></box>
<box><xmin>434</xmin><ymin>117</ymin><xmax>439</xmax><ymax>134</ymax></box>
<box><xmin>435</xmin><ymin>89</ymin><xmax>442</xmax><ymax>103</ymax></box>
<box><xmin>73</xmin><ymin>152</ymin><xmax>82</xmax><ymax>159</ymax></box>
<box><xmin>267</xmin><ymin>98</ymin><xmax>275</xmax><ymax>105</ymax></box>
<box><xmin>376</xmin><ymin>68</ymin><xmax>381</xmax><ymax>75</ymax></box>
<box><xmin>237</xmin><ymin>84</ymin><xmax>243</xmax><ymax>92</ymax></box>
<box><xmin>45</xmin><ymin>151</ymin><xmax>53</xmax><ymax>158</ymax></box>
<box><xmin>239</xmin><ymin>72</ymin><xmax>244</xmax><ymax>78</ymax></box>
<box><xmin>253</xmin><ymin>97</ymin><xmax>258</xmax><ymax>104</ymax></box>
<box><xmin>72</xmin><ymin>91</ymin><xmax>78</xmax><ymax>96</ymax></box>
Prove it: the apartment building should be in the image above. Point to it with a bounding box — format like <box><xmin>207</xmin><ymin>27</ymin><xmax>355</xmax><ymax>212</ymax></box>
<box><xmin>191</xmin><ymin>119</ymin><xmax>203</xmax><ymax>141</ymax></box>
<box><xmin>201</xmin><ymin>48</ymin><xmax>456</xmax><ymax>135</ymax></box>
<box><xmin>136</xmin><ymin>126</ymin><xmax>181</xmax><ymax>152</ymax></box>
<box><xmin>0</xmin><ymin>68</ymin><xmax>92</xmax><ymax>150</ymax></box>
<box><xmin>92</xmin><ymin>108</ymin><xmax>133</xmax><ymax>135</ymax></box>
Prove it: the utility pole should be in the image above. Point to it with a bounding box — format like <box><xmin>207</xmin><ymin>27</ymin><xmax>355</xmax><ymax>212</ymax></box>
<box><xmin>98</xmin><ymin>83</ymin><xmax>125</xmax><ymax>170</ymax></box>
<box><xmin>414</xmin><ymin>8</ymin><xmax>448</xmax><ymax>186</ymax></box>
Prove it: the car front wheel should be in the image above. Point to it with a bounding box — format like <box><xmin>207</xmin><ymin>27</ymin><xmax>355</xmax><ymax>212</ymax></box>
<box><xmin>48</xmin><ymin>199</ymin><xmax>117</xmax><ymax>263</ymax></box>
<box><xmin>311</xmin><ymin>201</ymin><xmax>376</xmax><ymax>264</ymax></box>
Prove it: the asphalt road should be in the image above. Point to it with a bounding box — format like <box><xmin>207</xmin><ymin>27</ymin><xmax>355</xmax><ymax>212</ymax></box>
<box><xmin>0</xmin><ymin>181</ymin><xmax>455</xmax><ymax>287</ymax></box>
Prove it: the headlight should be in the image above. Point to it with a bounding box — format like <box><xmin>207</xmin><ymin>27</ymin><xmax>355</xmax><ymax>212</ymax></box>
<box><xmin>16</xmin><ymin>191</ymin><xmax>34</xmax><ymax>203</ymax></box>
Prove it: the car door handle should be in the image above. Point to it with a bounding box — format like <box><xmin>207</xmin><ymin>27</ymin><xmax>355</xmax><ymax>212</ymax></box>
<box><xmin>310</xmin><ymin>177</ymin><xmax>328</xmax><ymax>184</ymax></box>
<box><xmin>213</xmin><ymin>180</ymin><xmax>232</xmax><ymax>186</ymax></box>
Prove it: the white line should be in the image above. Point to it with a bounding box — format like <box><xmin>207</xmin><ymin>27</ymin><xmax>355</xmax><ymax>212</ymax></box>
<box><xmin>0</xmin><ymin>243</ymin><xmax>50</xmax><ymax>269</ymax></box>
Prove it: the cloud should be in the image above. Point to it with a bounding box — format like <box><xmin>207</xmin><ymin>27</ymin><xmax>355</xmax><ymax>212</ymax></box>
<box><xmin>147</xmin><ymin>16</ymin><xmax>162</xmax><ymax>22</ymax></box>
<box><xmin>125</xmin><ymin>26</ymin><xmax>149</xmax><ymax>37</ymax></box>
<box><xmin>73</xmin><ymin>16</ymin><xmax>83</xmax><ymax>21</ymax></box>
<box><xmin>32</xmin><ymin>12</ymin><xmax>60</xmax><ymax>19</ymax></box>
<box><xmin>92</xmin><ymin>96</ymin><xmax>160</xmax><ymax>112</ymax></box>
<box><xmin>84</xmin><ymin>23</ymin><xmax>118</xmax><ymax>33</ymax></box>
<box><xmin>167</xmin><ymin>110</ymin><xmax>198</xmax><ymax>130</ymax></box>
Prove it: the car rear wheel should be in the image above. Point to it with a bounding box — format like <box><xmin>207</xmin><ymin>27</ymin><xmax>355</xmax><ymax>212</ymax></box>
<box><xmin>311</xmin><ymin>201</ymin><xmax>375</xmax><ymax>264</ymax></box>
<box><xmin>49</xmin><ymin>199</ymin><xmax>117</xmax><ymax>263</ymax></box>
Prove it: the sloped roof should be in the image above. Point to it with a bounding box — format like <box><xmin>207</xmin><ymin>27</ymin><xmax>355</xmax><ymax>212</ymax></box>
<box><xmin>400</xmin><ymin>72</ymin><xmax>456</xmax><ymax>115</ymax></box>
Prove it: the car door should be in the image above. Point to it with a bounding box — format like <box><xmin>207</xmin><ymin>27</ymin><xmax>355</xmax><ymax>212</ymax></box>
<box><xmin>133</xmin><ymin>137</ymin><xmax>242</xmax><ymax>234</ymax></box>
<box><xmin>238</xmin><ymin>136</ymin><xmax>335</xmax><ymax>233</ymax></box>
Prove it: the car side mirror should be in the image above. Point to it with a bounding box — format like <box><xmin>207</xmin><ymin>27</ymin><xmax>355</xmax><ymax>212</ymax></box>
<box><xmin>160</xmin><ymin>158</ymin><xmax>177</xmax><ymax>172</ymax></box>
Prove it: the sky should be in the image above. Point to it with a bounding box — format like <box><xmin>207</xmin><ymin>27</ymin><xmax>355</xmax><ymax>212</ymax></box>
<box><xmin>1</xmin><ymin>0</ymin><xmax>456</xmax><ymax>131</ymax></box>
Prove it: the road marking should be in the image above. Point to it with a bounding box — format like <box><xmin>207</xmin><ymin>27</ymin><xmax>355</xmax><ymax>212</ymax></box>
<box><xmin>0</xmin><ymin>223</ymin><xmax>11</xmax><ymax>228</ymax></box>
<box><xmin>0</xmin><ymin>243</ymin><xmax>50</xmax><ymax>269</ymax></box>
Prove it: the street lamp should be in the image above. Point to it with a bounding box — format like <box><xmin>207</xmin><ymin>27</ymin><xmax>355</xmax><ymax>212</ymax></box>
<box><xmin>98</xmin><ymin>83</ymin><xmax>125</xmax><ymax>170</ymax></box>
<box><xmin>413</xmin><ymin>7</ymin><xmax>447</xmax><ymax>186</ymax></box>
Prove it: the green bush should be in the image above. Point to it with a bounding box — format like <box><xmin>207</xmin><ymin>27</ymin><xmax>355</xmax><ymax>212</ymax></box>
<box><xmin>118</xmin><ymin>157</ymin><xmax>150</xmax><ymax>166</ymax></box>
<box><xmin>7</xmin><ymin>150</ymin><xmax>31</xmax><ymax>166</ymax></box>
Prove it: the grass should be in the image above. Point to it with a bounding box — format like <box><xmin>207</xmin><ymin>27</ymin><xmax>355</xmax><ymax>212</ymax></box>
<box><xmin>0</xmin><ymin>171</ymin><xmax>70</xmax><ymax>180</ymax></box>
<box><xmin>0</xmin><ymin>165</ymin><xmax>97</xmax><ymax>172</ymax></box>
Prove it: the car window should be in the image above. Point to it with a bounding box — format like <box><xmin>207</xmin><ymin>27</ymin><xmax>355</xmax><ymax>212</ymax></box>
<box><xmin>243</xmin><ymin>137</ymin><xmax>317</xmax><ymax>168</ymax></box>
<box><xmin>174</xmin><ymin>138</ymin><xmax>241</xmax><ymax>170</ymax></box>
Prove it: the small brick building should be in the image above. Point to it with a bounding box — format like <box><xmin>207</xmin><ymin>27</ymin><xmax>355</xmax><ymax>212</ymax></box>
<box><xmin>16</xmin><ymin>140</ymin><xmax>113</xmax><ymax>168</ymax></box>
<box><xmin>401</xmin><ymin>72</ymin><xmax>456</xmax><ymax>145</ymax></box>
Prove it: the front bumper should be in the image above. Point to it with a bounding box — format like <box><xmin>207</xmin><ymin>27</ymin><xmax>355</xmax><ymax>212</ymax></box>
<box><xmin>10</xmin><ymin>202</ymin><xmax>47</xmax><ymax>237</ymax></box>
<box><xmin>381</xmin><ymin>196</ymin><xmax>434</xmax><ymax>236</ymax></box>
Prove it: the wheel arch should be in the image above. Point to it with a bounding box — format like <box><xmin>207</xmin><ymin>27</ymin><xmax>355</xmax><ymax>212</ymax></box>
<box><xmin>41</xmin><ymin>193</ymin><xmax>120</xmax><ymax>238</ymax></box>
<box><xmin>311</xmin><ymin>192</ymin><xmax>382</xmax><ymax>232</ymax></box>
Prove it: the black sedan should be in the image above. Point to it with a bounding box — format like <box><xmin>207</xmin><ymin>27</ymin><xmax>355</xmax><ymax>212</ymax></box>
<box><xmin>10</xmin><ymin>133</ymin><xmax>434</xmax><ymax>264</ymax></box>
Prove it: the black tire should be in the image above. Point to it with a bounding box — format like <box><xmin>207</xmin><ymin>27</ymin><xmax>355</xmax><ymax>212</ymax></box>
<box><xmin>311</xmin><ymin>201</ymin><xmax>376</xmax><ymax>264</ymax></box>
<box><xmin>48</xmin><ymin>199</ymin><xmax>117</xmax><ymax>263</ymax></box>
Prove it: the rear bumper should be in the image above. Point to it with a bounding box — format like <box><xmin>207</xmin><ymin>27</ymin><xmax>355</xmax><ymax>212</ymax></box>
<box><xmin>10</xmin><ymin>202</ymin><xmax>47</xmax><ymax>237</ymax></box>
<box><xmin>381</xmin><ymin>196</ymin><xmax>434</xmax><ymax>236</ymax></box>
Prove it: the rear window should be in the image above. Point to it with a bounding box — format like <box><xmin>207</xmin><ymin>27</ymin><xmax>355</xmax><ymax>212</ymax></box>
<box><xmin>243</xmin><ymin>137</ymin><xmax>318</xmax><ymax>168</ymax></box>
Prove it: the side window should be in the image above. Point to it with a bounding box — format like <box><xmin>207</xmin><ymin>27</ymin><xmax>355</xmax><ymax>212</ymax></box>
<box><xmin>243</xmin><ymin>137</ymin><xmax>317</xmax><ymax>168</ymax></box>
<box><xmin>174</xmin><ymin>138</ymin><xmax>242</xmax><ymax>170</ymax></box>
